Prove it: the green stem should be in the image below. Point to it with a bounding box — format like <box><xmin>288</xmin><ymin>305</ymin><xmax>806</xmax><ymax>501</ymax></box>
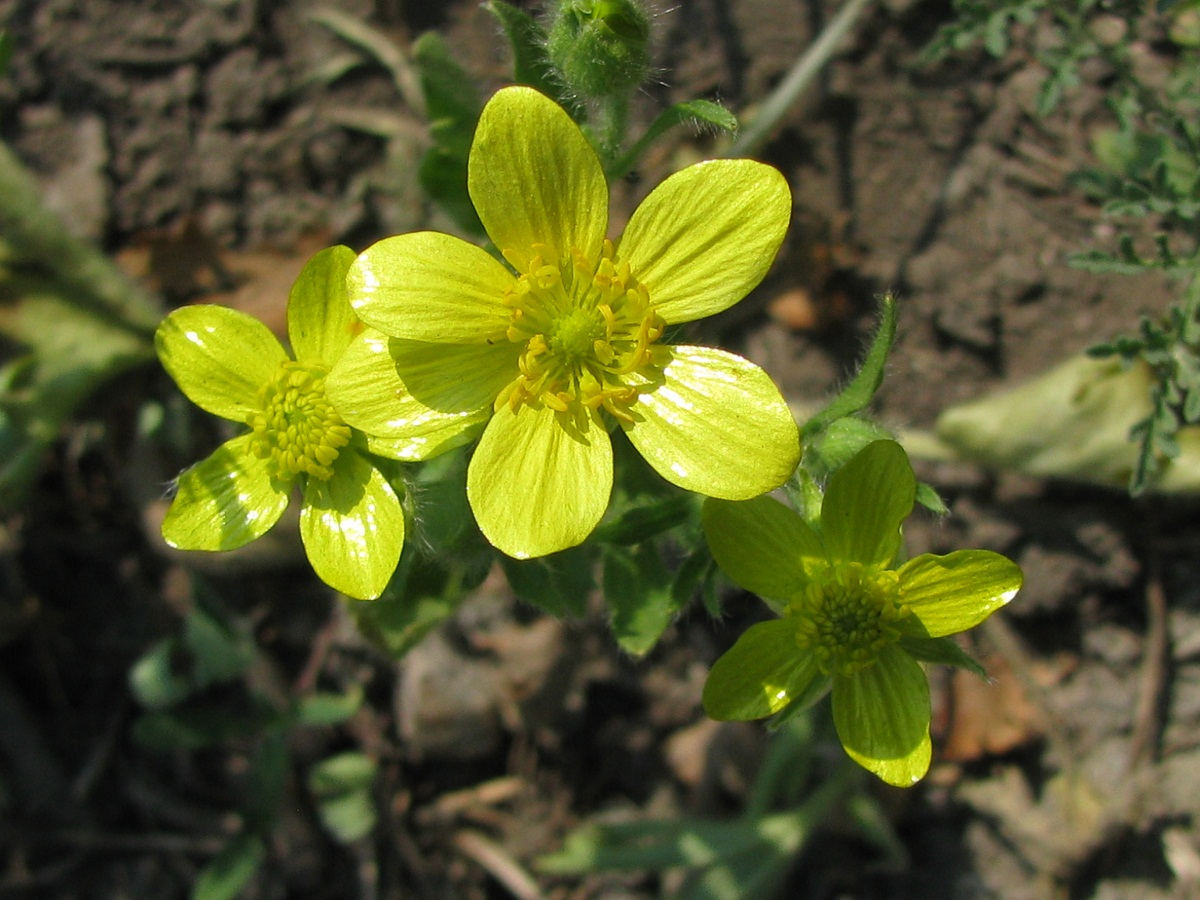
<box><xmin>595</xmin><ymin>92</ymin><xmax>630</xmax><ymax>169</ymax></box>
<box><xmin>727</xmin><ymin>0</ymin><xmax>874</xmax><ymax>158</ymax></box>
<box><xmin>0</xmin><ymin>140</ymin><xmax>161</xmax><ymax>334</ymax></box>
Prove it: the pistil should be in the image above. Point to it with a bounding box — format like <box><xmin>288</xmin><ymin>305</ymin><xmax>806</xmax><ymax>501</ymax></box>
<box><xmin>497</xmin><ymin>239</ymin><xmax>665</xmax><ymax>422</ymax></box>
<box><xmin>791</xmin><ymin>563</ymin><xmax>909</xmax><ymax>676</ymax></box>
<box><xmin>248</xmin><ymin>361</ymin><xmax>351</xmax><ymax>481</ymax></box>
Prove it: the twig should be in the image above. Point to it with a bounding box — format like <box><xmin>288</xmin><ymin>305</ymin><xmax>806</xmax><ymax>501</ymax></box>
<box><xmin>726</xmin><ymin>0</ymin><xmax>875</xmax><ymax>158</ymax></box>
<box><xmin>0</xmin><ymin>140</ymin><xmax>161</xmax><ymax>333</ymax></box>
<box><xmin>451</xmin><ymin>829</ymin><xmax>545</xmax><ymax>900</ymax></box>
<box><xmin>1128</xmin><ymin>562</ymin><xmax>1170</xmax><ymax>769</ymax></box>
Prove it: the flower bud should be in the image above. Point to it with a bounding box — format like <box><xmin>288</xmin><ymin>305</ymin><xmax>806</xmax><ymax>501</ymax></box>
<box><xmin>547</xmin><ymin>0</ymin><xmax>651</xmax><ymax>99</ymax></box>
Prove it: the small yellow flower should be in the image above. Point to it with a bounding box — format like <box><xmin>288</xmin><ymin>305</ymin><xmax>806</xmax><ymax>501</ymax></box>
<box><xmin>702</xmin><ymin>440</ymin><xmax>1023</xmax><ymax>787</ymax></box>
<box><xmin>155</xmin><ymin>247</ymin><xmax>405</xmax><ymax>600</ymax></box>
<box><xmin>327</xmin><ymin>86</ymin><xmax>800</xmax><ymax>559</ymax></box>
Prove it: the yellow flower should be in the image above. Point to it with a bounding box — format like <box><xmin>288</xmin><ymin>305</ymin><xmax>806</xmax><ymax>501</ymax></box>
<box><xmin>155</xmin><ymin>247</ymin><xmax>405</xmax><ymax>600</ymax></box>
<box><xmin>327</xmin><ymin>87</ymin><xmax>799</xmax><ymax>558</ymax></box>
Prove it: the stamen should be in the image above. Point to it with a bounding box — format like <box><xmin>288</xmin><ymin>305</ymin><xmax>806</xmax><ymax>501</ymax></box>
<box><xmin>498</xmin><ymin>239</ymin><xmax>666</xmax><ymax>420</ymax></box>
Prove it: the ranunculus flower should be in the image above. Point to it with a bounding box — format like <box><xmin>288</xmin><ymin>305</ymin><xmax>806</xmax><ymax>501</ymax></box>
<box><xmin>327</xmin><ymin>86</ymin><xmax>800</xmax><ymax>558</ymax></box>
<box><xmin>701</xmin><ymin>440</ymin><xmax>1022</xmax><ymax>786</ymax></box>
<box><xmin>155</xmin><ymin>246</ymin><xmax>405</xmax><ymax>600</ymax></box>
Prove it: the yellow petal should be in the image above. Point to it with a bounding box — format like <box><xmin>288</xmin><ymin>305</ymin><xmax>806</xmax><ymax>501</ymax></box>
<box><xmin>301</xmin><ymin>449</ymin><xmax>405</xmax><ymax>600</ymax></box>
<box><xmin>467</xmin><ymin>403</ymin><xmax>612</xmax><ymax>558</ymax></box>
<box><xmin>619</xmin><ymin>159</ymin><xmax>791</xmax><ymax>324</ymax></box>
<box><xmin>161</xmin><ymin>434</ymin><xmax>290</xmax><ymax>551</ymax></box>
<box><xmin>623</xmin><ymin>346</ymin><xmax>800</xmax><ymax>499</ymax></box>
<box><xmin>326</xmin><ymin>329</ymin><xmax>514</xmax><ymax>461</ymax></box>
<box><xmin>286</xmin><ymin>245</ymin><xmax>358</xmax><ymax>366</ymax></box>
<box><xmin>467</xmin><ymin>86</ymin><xmax>608</xmax><ymax>272</ymax></box>
<box><xmin>348</xmin><ymin>232</ymin><xmax>513</xmax><ymax>343</ymax></box>
<box><xmin>156</xmin><ymin>305</ymin><xmax>287</xmax><ymax>422</ymax></box>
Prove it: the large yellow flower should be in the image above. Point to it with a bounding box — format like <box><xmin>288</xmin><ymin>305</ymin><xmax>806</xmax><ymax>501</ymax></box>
<box><xmin>327</xmin><ymin>86</ymin><xmax>800</xmax><ymax>558</ymax></box>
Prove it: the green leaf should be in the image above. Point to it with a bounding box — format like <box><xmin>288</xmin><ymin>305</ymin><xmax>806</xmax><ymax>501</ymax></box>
<box><xmin>192</xmin><ymin>832</ymin><xmax>264</xmax><ymax>900</ymax></box>
<box><xmin>413</xmin><ymin>31</ymin><xmax>486</xmax><ymax>235</ymax></box>
<box><xmin>309</xmin><ymin>751</ymin><xmax>377</xmax><ymax>794</ymax></box>
<box><xmin>603</xmin><ymin>543</ymin><xmax>677</xmax><ymax>656</ymax></box>
<box><xmin>184</xmin><ymin>605</ymin><xmax>256</xmax><ymax>687</ymax></box>
<box><xmin>608</xmin><ymin>99</ymin><xmax>739</xmax><ymax>180</ymax></box>
<box><xmin>418</xmin><ymin>149</ymin><xmax>485</xmax><ymax>236</ymax></box>
<box><xmin>247</xmin><ymin>733</ymin><xmax>289</xmax><ymax>827</ymax></box>
<box><xmin>500</xmin><ymin>544</ymin><xmax>596</xmax><ymax>617</ymax></box>
<box><xmin>350</xmin><ymin>555</ymin><xmax>480</xmax><ymax>659</ymax></box>
<box><xmin>483</xmin><ymin>2</ymin><xmax>561</xmax><ymax>101</ymax></box>
<box><xmin>294</xmin><ymin>685</ymin><xmax>365</xmax><ymax>727</ymax></box>
<box><xmin>414</xmin><ymin>32</ymin><xmax>482</xmax><ymax>156</ymax></box>
<box><xmin>0</xmin><ymin>276</ymin><xmax>153</xmax><ymax>508</ymax></box>
<box><xmin>315</xmin><ymin>789</ymin><xmax>377</xmax><ymax>844</ymax></box>
<box><xmin>590</xmin><ymin>493</ymin><xmax>696</xmax><ymax>545</ymax></box>
<box><xmin>308</xmin><ymin>752</ymin><xmax>378</xmax><ymax>844</ymax></box>
<box><xmin>132</xmin><ymin>705</ymin><xmax>267</xmax><ymax>751</ymax></box>
<box><xmin>802</xmin><ymin>292</ymin><xmax>896</xmax><ymax>437</ymax></box>
<box><xmin>671</xmin><ymin>544</ymin><xmax>713</xmax><ymax>609</ymax></box>
<box><xmin>128</xmin><ymin>638</ymin><xmax>192</xmax><ymax>710</ymax></box>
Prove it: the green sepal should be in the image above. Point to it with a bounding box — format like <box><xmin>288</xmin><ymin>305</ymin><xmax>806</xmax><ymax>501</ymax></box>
<box><xmin>915</xmin><ymin>481</ymin><xmax>949</xmax><ymax>516</ymax></box>
<box><xmin>899</xmin><ymin>634</ymin><xmax>988</xmax><ymax>679</ymax></box>
<box><xmin>802</xmin><ymin>292</ymin><xmax>896</xmax><ymax>437</ymax></box>
<box><xmin>765</xmin><ymin>672</ymin><xmax>831</xmax><ymax>731</ymax></box>
<box><xmin>607</xmin><ymin>99</ymin><xmax>739</xmax><ymax>180</ymax></box>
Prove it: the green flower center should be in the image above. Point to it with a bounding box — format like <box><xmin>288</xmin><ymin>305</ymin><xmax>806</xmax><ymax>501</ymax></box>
<box><xmin>248</xmin><ymin>360</ymin><xmax>351</xmax><ymax>482</ymax></box>
<box><xmin>497</xmin><ymin>239</ymin><xmax>666</xmax><ymax>422</ymax></box>
<box><xmin>789</xmin><ymin>562</ymin><xmax>909</xmax><ymax>676</ymax></box>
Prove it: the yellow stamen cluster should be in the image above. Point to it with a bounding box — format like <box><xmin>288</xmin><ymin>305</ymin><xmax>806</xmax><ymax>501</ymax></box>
<box><xmin>790</xmin><ymin>563</ymin><xmax>909</xmax><ymax>677</ymax></box>
<box><xmin>248</xmin><ymin>361</ymin><xmax>351</xmax><ymax>481</ymax></box>
<box><xmin>496</xmin><ymin>239</ymin><xmax>665</xmax><ymax>423</ymax></box>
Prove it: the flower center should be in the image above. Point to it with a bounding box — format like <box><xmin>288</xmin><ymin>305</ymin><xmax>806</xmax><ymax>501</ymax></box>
<box><xmin>496</xmin><ymin>239</ymin><xmax>666</xmax><ymax>422</ymax></box>
<box><xmin>247</xmin><ymin>361</ymin><xmax>352</xmax><ymax>481</ymax></box>
<box><xmin>789</xmin><ymin>562</ymin><xmax>909</xmax><ymax>676</ymax></box>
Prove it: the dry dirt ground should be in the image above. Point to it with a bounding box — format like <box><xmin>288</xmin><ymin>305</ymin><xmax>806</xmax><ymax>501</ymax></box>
<box><xmin>2</xmin><ymin>0</ymin><xmax>1199</xmax><ymax>898</ymax></box>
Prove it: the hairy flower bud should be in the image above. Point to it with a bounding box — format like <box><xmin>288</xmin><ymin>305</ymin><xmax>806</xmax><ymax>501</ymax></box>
<box><xmin>547</xmin><ymin>0</ymin><xmax>651</xmax><ymax>99</ymax></box>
